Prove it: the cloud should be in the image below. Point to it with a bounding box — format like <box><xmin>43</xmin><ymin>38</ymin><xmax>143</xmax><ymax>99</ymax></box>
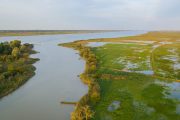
<box><xmin>156</xmin><ymin>0</ymin><xmax>180</xmax><ymax>18</ymax></box>
<box><xmin>0</xmin><ymin>0</ymin><xmax>180</xmax><ymax>30</ymax></box>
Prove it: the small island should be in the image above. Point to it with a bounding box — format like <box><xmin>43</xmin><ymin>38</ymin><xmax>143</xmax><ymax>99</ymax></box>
<box><xmin>0</xmin><ymin>40</ymin><xmax>39</xmax><ymax>98</ymax></box>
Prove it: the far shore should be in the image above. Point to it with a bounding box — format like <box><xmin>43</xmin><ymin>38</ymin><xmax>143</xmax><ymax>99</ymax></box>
<box><xmin>0</xmin><ymin>30</ymin><xmax>122</xmax><ymax>37</ymax></box>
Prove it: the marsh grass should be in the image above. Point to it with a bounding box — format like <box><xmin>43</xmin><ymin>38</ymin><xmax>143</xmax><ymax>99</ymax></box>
<box><xmin>59</xmin><ymin>32</ymin><xmax>180</xmax><ymax>120</ymax></box>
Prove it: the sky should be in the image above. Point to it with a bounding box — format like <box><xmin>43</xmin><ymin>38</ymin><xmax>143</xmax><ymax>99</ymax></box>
<box><xmin>0</xmin><ymin>0</ymin><xmax>180</xmax><ymax>30</ymax></box>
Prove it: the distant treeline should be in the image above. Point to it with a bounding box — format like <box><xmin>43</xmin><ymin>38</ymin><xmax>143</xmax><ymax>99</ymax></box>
<box><xmin>0</xmin><ymin>30</ymin><xmax>121</xmax><ymax>37</ymax></box>
<box><xmin>0</xmin><ymin>40</ymin><xmax>39</xmax><ymax>98</ymax></box>
<box><xmin>0</xmin><ymin>30</ymin><xmax>119</xmax><ymax>32</ymax></box>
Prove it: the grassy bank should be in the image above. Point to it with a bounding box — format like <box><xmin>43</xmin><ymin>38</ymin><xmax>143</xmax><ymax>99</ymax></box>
<box><xmin>83</xmin><ymin>31</ymin><xmax>180</xmax><ymax>43</ymax></box>
<box><xmin>60</xmin><ymin>41</ymin><xmax>100</xmax><ymax>120</ymax></box>
<box><xmin>0</xmin><ymin>40</ymin><xmax>39</xmax><ymax>98</ymax></box>
<box><xmin>60</xmin><ymin>31</ymin><xmax>180</xmax><ymax>120</ymax></box>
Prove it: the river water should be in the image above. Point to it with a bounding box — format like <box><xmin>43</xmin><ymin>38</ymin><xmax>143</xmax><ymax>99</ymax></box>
<box><xmin>0</xmin><ymin>31</ymin><xmax>145</xmax><ymax>120</ymax></box>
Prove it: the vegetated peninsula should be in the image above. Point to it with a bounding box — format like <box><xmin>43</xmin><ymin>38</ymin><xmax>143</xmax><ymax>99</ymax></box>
<box><xmin>0</xmin><ymin>40</ymin><xmax>39</xmax><ymax>98</ymax></box>
<box><xmin>60</xmin><ymin>31</ymin><xmax>180</xmax><ymax>120</ymax></box>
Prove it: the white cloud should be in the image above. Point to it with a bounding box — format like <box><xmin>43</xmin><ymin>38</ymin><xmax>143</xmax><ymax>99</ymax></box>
<box><xmin>0</xmin><ymin>0</ymin><xmax>180</xmax><ymax>30</ymax></box>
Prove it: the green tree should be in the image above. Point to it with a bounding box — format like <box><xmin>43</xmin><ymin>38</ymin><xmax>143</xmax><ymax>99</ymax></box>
<box><xmin>0</xmin><ymin>43</ymin><xmax>4</xmax><ymax>53</ymax></box>
<box><xmin>11</xmin><ymin>47</ymin><xmax>20</xmax><ymax>58</ymax></box>
<box><xmin>82</xmin><ymin>105</ymin><xmax>94</xmax><ymax>120</ymax></box>
<box><xmin>10</xmin><ymin>40</ymin><xmax>21</xmax><ymax>48</ymax></box>
<box><xmin>20</xmin><ymin>45</ymin><xmax>27</xmax><ymax>52</ymax></box>
<box><xmin>0</xmin><ymin>64</ymin><xmax>4</xmax><ymax>73</ymax></box>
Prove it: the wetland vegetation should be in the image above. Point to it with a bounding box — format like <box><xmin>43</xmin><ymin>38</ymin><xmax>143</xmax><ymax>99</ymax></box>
<box><xmin>0</xmin><ymin>40</ymin><xmax>39</xmax><ymax>98</ymax></box>
<box><xmin>60</xmin><ymin>42</ymin><xmax>100</xmax><ymax>120</ymax></box>
<box><xmin>60</xmin><ymin>31</ymin><xmax>180</xmax><ymax>120</ymax></box>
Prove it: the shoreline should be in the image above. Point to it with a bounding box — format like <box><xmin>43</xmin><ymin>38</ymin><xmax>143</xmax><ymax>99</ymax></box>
<box><xmin>0</xmin><ymin>69</ymin><xmax>36</xmax><ymax>99</ymax></box>
<box><xmin>0</xmin><ymin>30</ymin><xmax>122</xmax><ymax>37</ymax></box>
<box><xmin>59</xmin><ymin>41</ymin><xmax>100</xmax><ymax>120</ymax></box>
<box><xmin>0</xmin><ymin>41</ymin><xmax>39</xmax><ymax>99</ymax></box>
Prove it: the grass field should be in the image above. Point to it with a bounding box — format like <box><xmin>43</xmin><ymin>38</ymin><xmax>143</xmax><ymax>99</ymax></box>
<box><xmin>92</xmin><ymin>43</ymin><xmax>180</xmax><ymax>120</ymax></box>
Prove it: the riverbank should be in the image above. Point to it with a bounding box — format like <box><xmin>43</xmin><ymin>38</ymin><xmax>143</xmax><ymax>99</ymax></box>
<box><xmin>60</xmin><ymin>31</ymin><xmax>180</xmax><ymax>120</ymax></box>
<box><xmin>60</xmin><ymin>41</ymin><xmax>100</xmax><ymax>120</ymax></box>
<box><xmin>0</xmin><ymin>40</ymin><xmax>39</xmax><ymax>99</ymax></box>
<box><xmin>0</xmin><ymin>31</ymin><xmax>139</xmax><ymax>120</ymax></box>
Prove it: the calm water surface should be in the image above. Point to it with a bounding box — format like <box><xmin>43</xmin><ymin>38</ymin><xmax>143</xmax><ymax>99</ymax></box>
<box><xmin>0</xmin><ymin>31</ymin><xmax>146</xmax><ymax>120</ymax></box>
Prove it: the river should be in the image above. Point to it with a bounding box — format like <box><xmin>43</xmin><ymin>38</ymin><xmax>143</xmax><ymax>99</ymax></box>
<box><xmin>0</xmin><ymin>31</ymin><xmax>145</xmax><ymax>120</ymax></box>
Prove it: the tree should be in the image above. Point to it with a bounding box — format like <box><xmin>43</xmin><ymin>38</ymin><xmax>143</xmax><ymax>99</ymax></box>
<box><xmin>82</xmin><ymin>105</ymin><xmax>94</xmax><ymax>120</ymax></box>
<box><xmin>20</xmin><ymin>45</ymin><xmax>27</xmax><ymax>52</ymax></box>
<box><xmin>10</xmin><ymin>40</ymin><xmax>21</xmax><ymax>48</ymax></box>
<box><xmin>11</xmin><ymin>47</ymin><xmax>20</xmax><ymax>58</ymax></box>
<box><xmin>0</xmin><ymin>64</ymin><xmax>4</xmax><ymax>73</ymax></box>
<box><xmin>0</xmin><ymin>43</ymin><xmax>4</xmax><ymax>54</ymax></box>
<box><xmin>2</xmin><ymin>42</ymin><xmax>12</xmax><ymax>54</ymax></box>
<box><xmin>71</xmin><ymin>105</ymin><xmax>94</xmax><ymax>120</ymax></box>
